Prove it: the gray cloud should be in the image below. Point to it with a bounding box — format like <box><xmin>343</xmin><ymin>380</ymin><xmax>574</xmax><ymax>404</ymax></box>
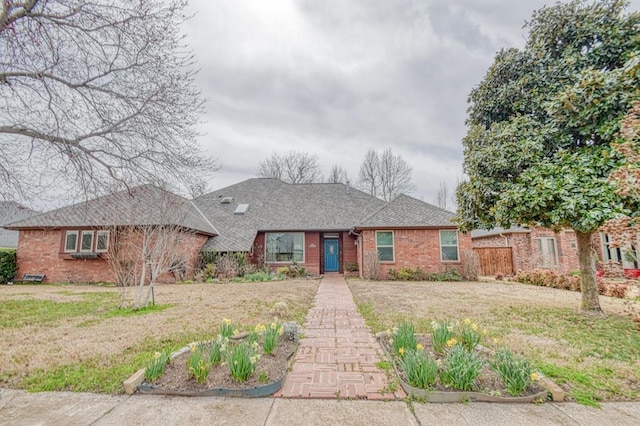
<box><xmin>185</xmin><ymin>0</ymin><xmax>639</xmax><ymax>205</ymax></box>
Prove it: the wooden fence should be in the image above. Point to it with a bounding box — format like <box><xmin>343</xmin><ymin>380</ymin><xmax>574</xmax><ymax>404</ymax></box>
<box><xmin>473</xmin><ymin>247</ymin><xmax>514</xmax><ymax>276</ymax></box>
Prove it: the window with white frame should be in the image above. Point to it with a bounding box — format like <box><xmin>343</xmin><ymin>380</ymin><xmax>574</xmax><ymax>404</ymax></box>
<box><xmin>440</xmin><ymin>230</ymin><xmax>459</xmax><ymax>261</ymax></box>
<box><xmin>535</xmin><ymin>237</ymin><xmax>558</xmax><ymax>267</ymax></box>
<box><xmin>376</xmin><ymin>231</ymin><xmax>394</xmax><ymax>262</ymax></box>
<box><xmin>265</xmin><ymin>233</ymin><xmax>304</xmax><ymax>262</ymax></box>
<box><xmin>63</xmin><ymin>230</ymin><xmax>110</xmax><ymax>254</ymax></box>
<box><xmin>96</xmin><ymin>230</ymin><xmax>110</xmax><ymax>252</ymax></box>
<box><xmin>80</xmin><ymin>231</ymin><xmax>94</xmax><ymax>252</ymax></box>
<box><xmin>64</xmin><ymin>231</ymin><xmax>79</xmax><ymax>253</ymax></box>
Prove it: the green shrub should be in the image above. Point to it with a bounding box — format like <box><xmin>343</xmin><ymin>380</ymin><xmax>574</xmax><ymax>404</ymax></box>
<box><xmin>145</xmin><ymin>350</ymin><xmax>171</xmax><ymax>382</ymax></box>
<box><xmin>186</xmin><ymin>343</ymin><xmax>211</xmax><ymax>383</ymax></box>
<box><xmin>390</xmin><ymin>322</ymin><xmax>418</xmax><ymax>358</ymax></box>
<box><xmin>514</xmin><ymin>269</ymin><xmax>627</xmax><ymax>298</ymax></box>
<box><xmin>431</xmin><ymin>320</ymin><xmax>454</xmax><ymax>355</ymax></box>
<box><xmin>389</xmin><ymin>267</ymin><xmax>426</xmax><ymax>281</ymax></box>
<box><xmin>426</xmin><ymin>269</ymin><xmax>464</xmax><ymax>282</ymax></box>
<box><xmin>491</xmin><ymin>348</ymin><xmax>535</xmax><ymax>396</ymax></box>
<box><xmin>400</xmin><ymin>349</ymin><xmax>438</xmax><ymax>389</ymax></box>
<box><xmin>225</xmin><ymin>341</ymin><xmax>260</xmax><ymax>382</ymax></box>
<box><xmin>0</xmin><ymin>249</ymin><xmax>17</xmax><ymax>284</ymax></box>
<box><xmin>440</xmin><ymin>344</ymin><xmax>484</xmax><ymax>391</ymax></box>
<box><xmin>344</xmin><ymin>262</ymin><xmax>359</xmax><ymax>272</ymax></box>
<box><xmin>276</xmin><ymin>263</ymin><xmax>308</xmax><ymax>278</ymax></box>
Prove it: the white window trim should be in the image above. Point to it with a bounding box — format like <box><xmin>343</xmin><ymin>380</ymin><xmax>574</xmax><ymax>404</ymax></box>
<box><xmin>95</xmin><ymin>230</ymin><xmax>110</xmax><ymax>253</ymax></box>
<box><xmin>439</xmin><ymin>230</ymin><xmax>460</xmax><ymax>262</ymax></box>
<box><xmin>535</xmin><ymin>236</ymin><xmax>558</xmax><ymax>267</ymax></box>
<box><xmin>376</xmin><ymin>230</ymin><xmax>395</xmax><ymax>263</ymax></box>
<box><xmin>265</xmin><ymin>232</ymin><xmax>305</xmax><ymax>264</ymax></box>
<box><xmin>80</xmin><ymin>230</ymin><xmax>95</xmax><ymax>253</ymax></box>
<box><xmin>64</xmin><ymin>231</ymin><xmax>79</xmax><ymax>253</ymax></box>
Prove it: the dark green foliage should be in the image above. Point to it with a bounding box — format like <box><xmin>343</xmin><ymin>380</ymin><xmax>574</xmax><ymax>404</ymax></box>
<box><xmin>388</xmin><ymin>267</ymin><xmax>464</xmax><ymax>282</ymax></box>
<box><xmin>0</xmin><ymin>249</ymin><xmax>16</xmax><ymax>284</ymax></box>
<box><xmin>456</xmin><ymin>0</ymin><xmax>640</xmax><ymax>312</ymax></box>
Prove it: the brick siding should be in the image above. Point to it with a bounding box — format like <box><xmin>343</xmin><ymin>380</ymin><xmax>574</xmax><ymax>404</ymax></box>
<box><xmin>358</xmin><ymin>228</ymin><xmax>473</xmax><ymax>279</ymax></box>
<box><xmin>16</xmin><ymin>228</ymin><xmax>207</xmax><ymax>284</ymax></box>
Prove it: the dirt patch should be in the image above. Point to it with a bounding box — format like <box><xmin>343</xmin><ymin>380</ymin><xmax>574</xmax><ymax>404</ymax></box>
<box><xmin>148</xmin><ymin>338</ymin><xmax>297</xmax><ymax>393</ymax></box>
<box><xmin>0</xmin><ymin>281</ymin><xmax>318</xmax><ymax>388</ymax></box>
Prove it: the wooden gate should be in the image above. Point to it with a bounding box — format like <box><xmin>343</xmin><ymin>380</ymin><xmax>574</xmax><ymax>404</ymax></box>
<box><xmin>473</xmin><ymin>247</ymin><xmax>514</xmax><ymax>276</ymax></box>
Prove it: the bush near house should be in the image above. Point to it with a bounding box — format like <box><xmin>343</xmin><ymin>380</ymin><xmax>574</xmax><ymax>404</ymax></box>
<box><xmin>0</xmin><ymin>249</ymin><xmax>17</xmax><ymax>284</ymax></box>
<box><xmin>513</xmin><ymin>269</ymin><xmax>630</xmax><ymax>299</ymax></box>
<box><xmin>388</xmin><ymin>266</ymin><xmax>464</xmax><ymax>282</ymax></box>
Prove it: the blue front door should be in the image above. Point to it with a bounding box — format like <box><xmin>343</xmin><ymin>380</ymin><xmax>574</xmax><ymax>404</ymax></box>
<box><xmin>324</xmin><ymin>239</ymin><xmax>339</xmax><ymax>272</ymax></box>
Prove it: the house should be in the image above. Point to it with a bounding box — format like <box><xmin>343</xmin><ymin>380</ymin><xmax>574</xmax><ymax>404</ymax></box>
<box><xmin>4</xmin><ymin>185</ymin><xmax>217</xmax><ymax>283</ymax></box>
<box><xmin>6</xmin><ymin>178</ymin><xmax>472</xmax><ymax>283</ymax></box>
<box><xmin>471</xmin><ymin>226</ymin><xmax>580</xmax><ymax>275</ymax></box>
<box><xmin>0</xmin><ymin>202</ymin><xmax>38</xmax><ymax>249</ymax></box>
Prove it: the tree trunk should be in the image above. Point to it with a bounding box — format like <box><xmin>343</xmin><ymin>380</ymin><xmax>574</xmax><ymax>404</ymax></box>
<box><xmin>575</xmin><ymin>231</ymin><xmax>604</xmax><ymax>316</ymax></box>
<box><xmin>134</xmin><ymin>262</ymin><xmax>147</xmax><ymax>309</ymax></box>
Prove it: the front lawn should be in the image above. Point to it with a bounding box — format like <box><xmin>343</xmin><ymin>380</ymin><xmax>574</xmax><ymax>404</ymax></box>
<box><xmin>348</xmin><ymin>279</ymin><xmax>640</xmax><ymax>405</ymax></box>
<box><xmin>0</xmin><ymin>281</ymin><xmax>318</xmax><ymax>393</ymax></box>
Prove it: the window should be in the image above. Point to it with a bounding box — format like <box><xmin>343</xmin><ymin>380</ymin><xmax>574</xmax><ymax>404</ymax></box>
<box><xmin>535</xmin><ymin>237</ymin><xmax>558</xmax><ymax>267</ymax></box>
<box><xmin>63</xmin><ymin>229</ymin><xmax>109</xmax><ymax>254</ymax></box>
<box><xmin>80</xmin><ymin>231</ymin><xmax>94</xmax><ymax>252</ymax></box>
<box><xmin>440</xmin><ymin>230</ymin><xmax>459</xmax><ymax>261</ymax></box>
<box><xmin>376</xmin><ymin>231</ymin><xmax>394</xmax><ymax>262</ymax></box>
<box><xmin>265</xmin><ymin>233</ymin><xmax>304</xmax><ymax>263</ymax></box>
<box><xmin>96</xmin><ymin>230</ymin><xmax>110</xmax><ymax>252</ymax></box>
<box><xmin>64</xmin><ymin>231</ymin><xmax>79</xmax><ymax>253</ymax></box>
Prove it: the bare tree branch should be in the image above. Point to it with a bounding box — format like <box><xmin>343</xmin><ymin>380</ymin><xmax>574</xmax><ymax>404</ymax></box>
<box><xmin>0</xmin><ymin>0</ymin><xmax>216</xmax><ymax>202</ymax></box>
<box><xmin>256</xmin><ymin>151</ymin><xmax>322</xmax><ymax>184</ymax></box>
<box><xmin>357</xmin><ymin>147</ymin><xmax>413</xmax><ymax>201</ymax></box>
<box><xmin>326</xmin><ymin>164</ymin><xmax>349</xmax><ymax>184</ymax></box>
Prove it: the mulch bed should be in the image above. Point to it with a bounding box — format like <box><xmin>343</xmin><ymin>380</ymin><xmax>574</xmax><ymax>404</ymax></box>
<box><xmin>144</xmin><ymin>338</ymin><xmax>297</xmax><ymax>393</ymax></box>
<box><xmin>379</xmin><ymin>334</ymin><xmax>547</xmax><ymax>399</ymax></box>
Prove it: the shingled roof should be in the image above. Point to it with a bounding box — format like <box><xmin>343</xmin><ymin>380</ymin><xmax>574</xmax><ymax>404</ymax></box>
<box><xmin>194</xmin><ymin>178</ymin><xmax>386</xmax><ymax>251</ymax></box>
<box><xmin>5</xmin><ymin>185</ymin><xmax>218</xmax><ymax>236</ymax></box>
<box><xmin>0</xmin><ymin>202</ymin><xmax>39</xmax><ymax>248</ymax></box>
<box><xmin>356</xmin><ymin>194</ymin><xmax>456</xmax><ymax>228</ymax></box>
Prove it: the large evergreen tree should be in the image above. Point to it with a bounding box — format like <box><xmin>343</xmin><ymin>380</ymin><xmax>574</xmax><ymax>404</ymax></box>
<box><xmin>456</xmin><ymin>0</ymin><xmax>640</xmax><ymax>314</ymax></box>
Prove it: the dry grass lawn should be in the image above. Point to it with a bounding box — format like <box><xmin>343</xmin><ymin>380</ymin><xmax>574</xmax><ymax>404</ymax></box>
<box><xmin>0</xmin><ymin>280</ymin><xmax>318</xmax><ymax>392</ymax></box>
<box><xmin>348</xmin><ymin>278</ymin><xmax>640</xmax><ymax>404</ymax></box>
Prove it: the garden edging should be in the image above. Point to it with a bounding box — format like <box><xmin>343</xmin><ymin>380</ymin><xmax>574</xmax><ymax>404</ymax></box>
<box><xmin>376</xmin><ymin>332</ymin><xmax>559</xmax><ymax>403</ymax></box>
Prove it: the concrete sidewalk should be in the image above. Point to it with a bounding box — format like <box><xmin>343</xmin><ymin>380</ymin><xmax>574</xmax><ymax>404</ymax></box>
<box><xmin>2</xmin><ymin>389</ymin><xmax>640</xmax><ymax>425</ymax></box>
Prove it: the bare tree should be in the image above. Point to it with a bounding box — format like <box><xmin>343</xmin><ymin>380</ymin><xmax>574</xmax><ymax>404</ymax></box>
<box><xmin>326</xmin><ymin>164</ymin><xmax>349</xmax><ymax>184</ymax></box>
<box><xmin>358</xmin><ymin>148</ymin><xmax>380</xmax><ymax>198</ymax></box>
<box><xmin>0</xmin><ymin>0</ymin><xmax>215</xmax><ymax>202</ymax></box>
<box><xmin>257</xmin><ymin>151</ymin><xmax>322</xmax><ymax>184</ymax></box>
<box><xmin>435</xmin><ymin>181</ymin><xmax>451</xmax><ymax>210</ymax></box>
<box><xmin>358</xmin><ymin>147</ymin><xmax>413</xmax><ymax>201</ymax></box>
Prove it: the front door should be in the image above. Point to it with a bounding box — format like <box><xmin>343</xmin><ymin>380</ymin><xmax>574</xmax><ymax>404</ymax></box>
<box><xmin>324</xmin><ymin>239</ymin><xmax>339</xmax><ymax>272</ymax></box>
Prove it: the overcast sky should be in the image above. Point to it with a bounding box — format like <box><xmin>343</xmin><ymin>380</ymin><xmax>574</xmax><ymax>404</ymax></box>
<box><xmin>183</xmin><ymin>0</ymin><xmax>640</xmax><ymax>206</ymax></box>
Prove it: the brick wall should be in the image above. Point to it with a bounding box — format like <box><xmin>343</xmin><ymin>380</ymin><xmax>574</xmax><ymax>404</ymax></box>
<box><xmin>16</xmin><ymin>228</ymin><xmax>207</xmax><ymax>284</ymax></box>
<box><xmin>253</xmin><ymin>230</ymin><xmax>358</xmax><ymax>275</ymax></box>
<box><xmin>358</xmin><ymin>228</ymin><xmax>472</xmax><ymax>279</ymax></box>
<box><xmin>472</xmin><ymin>228</ymin><xmax>581</xmax><ymax>273</ymax></box>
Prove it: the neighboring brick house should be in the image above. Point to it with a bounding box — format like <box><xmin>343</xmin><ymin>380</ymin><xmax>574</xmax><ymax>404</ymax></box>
<box><xmin>6</xmin><ymin>178</ymin><xmax>472</xmax><ymax>283</ymax></box>
<box><xmin>0</xmin><ymin>201</ymin><xmax>38</xmax><ymax>249</ymax></box>
<box><xmin>471</xmin><ymin>226</ymin><xmax>581</xmax><ymax>274</ymax></box>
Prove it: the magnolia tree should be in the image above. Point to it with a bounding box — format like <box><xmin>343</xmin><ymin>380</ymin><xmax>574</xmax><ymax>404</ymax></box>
<box><xmin>456</xmin><ymin>0</ymin><xmax>640</xmax><ymax>315</ymax></box>
<box><xmin>603</xmin><ymin>102</ymin><xmax>640</xmax><ymax>263</ymax></box>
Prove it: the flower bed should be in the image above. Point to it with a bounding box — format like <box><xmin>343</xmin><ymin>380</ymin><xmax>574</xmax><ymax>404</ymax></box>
<box><xmin>135</xmin><ymin>320</ymin><xmax>300</xmax><ymax>397</ymax></box>
<box><xmin>378</xmin><ymin>320</ymin><xmax>549</xmax><ymax>403</ymax></box>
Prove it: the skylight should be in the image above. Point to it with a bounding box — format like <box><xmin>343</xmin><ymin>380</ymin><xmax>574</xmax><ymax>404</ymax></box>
<box><xmin>234</xmin><ymin>204</ymin><xmax>249</xmax><ymax>215</ymax></box>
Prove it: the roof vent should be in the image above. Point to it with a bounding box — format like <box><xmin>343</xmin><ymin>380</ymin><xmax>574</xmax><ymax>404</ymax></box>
<box><xmin>221</xmin><ymin>196</ymin><xmax>233</xmax><ymax>204</ymax></box>
<box><xmin>234</xmin><ymin>204</ymin><xmax>249</xmax><ymax>215</ymax></box>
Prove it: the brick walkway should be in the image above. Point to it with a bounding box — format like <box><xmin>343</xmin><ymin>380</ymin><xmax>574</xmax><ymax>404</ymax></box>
<box><xmin>275</xmin><ymin>274</ymin><xmax>404</xmax><ymax>400</ymax></box>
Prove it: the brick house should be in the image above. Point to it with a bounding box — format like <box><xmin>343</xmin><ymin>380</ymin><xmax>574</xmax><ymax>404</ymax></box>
<box><xmin>0</xmin><ymin>201</ymin><xmax>38</xmax><ymax>249</ymax></box>
<box><xmin>6</xmin><ymin>178</ymin><xmax>471</xmax><ymax>283</ymax></box>
<box><xmin>471</xmin><ymin>226</ymin><xmax>581</xmax><ymax>275</ymax></box>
